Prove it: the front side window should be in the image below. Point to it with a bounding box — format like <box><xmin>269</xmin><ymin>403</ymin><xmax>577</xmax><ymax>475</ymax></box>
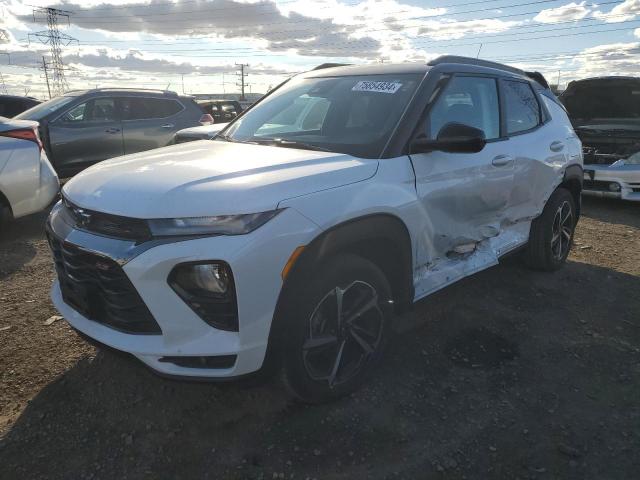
<box><xmin>60</xmin><ymin>98</ymin><xmax>117</xmax><ymax>123</ymax></box>
<box><xmin>121</xmin><ymin>97</ymin><xmax>183</xmax><ymax>120</ymax></box>
<box><xmin>222</xmin><ymin>73</ymin><xmax>423</xmax><ymax>158</ymax></box>
<box><xmin>63</xmin><ymin>102</ymin><xmax>89</xmax><ymax>122</ymax></box>
<box><xmin>428</xmin><ymin>76</ymin><xmax>500</xmax><ymax>140</ymax></box>
<box><xmin>503</xmin><ymin>80</ymin><xmax>540</xmax><ymax>134</ymax></box>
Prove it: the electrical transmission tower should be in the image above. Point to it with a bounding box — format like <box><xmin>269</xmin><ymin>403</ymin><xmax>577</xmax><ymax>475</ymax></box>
<box><xmin>29</xmin><ymin>7</ymin><xmax>77</xmax><ymax>97</ymax></box>
<box><xmin>1</xmin><ymin>31</ymin><xmax>8</xmax><ymax>95</ymax></box>
<box><xmin>0</xmin><ymin>51</ymin><xmax>8</xmax><ymax>95</ymax></box>
<box><xmin>236</xmin><ymin>63</ymin><xmax>249</xmax><ymax>101</ymax></box>
<box><xmin>0</xmin><ymin>72</ymin><xmax>7</xmax><ymax>95</ymax></box>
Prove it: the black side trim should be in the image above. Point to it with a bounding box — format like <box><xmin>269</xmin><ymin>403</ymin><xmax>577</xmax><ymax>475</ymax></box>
<box><xmin>564</xmin><ymin>164</ymin><xmax>584</xmax><ymax>185</ymax></box>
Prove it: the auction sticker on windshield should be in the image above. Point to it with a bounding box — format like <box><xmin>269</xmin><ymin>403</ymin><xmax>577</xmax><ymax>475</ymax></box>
<box><xmin>352</xmin><ymin>81</ymin><xmax>402</xmax><ymax>94</ymax></box>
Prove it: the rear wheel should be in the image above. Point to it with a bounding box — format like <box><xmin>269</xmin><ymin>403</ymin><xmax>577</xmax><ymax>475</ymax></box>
<box><xmin>524</xmin><ymin>187</ymin><xmax>576</xmax><ymax>271</ymax></box>
<box><xmin>281</xmin><ymin>254</ymin><xmax>393</xmax><ymax>403</ymax></box>
<box><xmin>0</xmin><ymin>197</ymin><xmax>12</xmax><ymax>231</ymax></box>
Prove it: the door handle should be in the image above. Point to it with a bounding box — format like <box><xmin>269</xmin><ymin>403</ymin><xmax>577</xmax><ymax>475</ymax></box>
<box><xmin>550</xmin><ymin>140</ymin><xmax>565</xmax><ymax>152</ymax></box>
<box><xmin>105</xmin><ymin>127</ymin><xmax>120</xmax><ymax>134</ymax></box>
<box><xmin>491</xmin><ymin>154</ymin><xmax>514</xmax><ymax>167</ymax></box>
<box><xmin>161</xmin><ymin>123</ymin><xmax>175</xmax><ymax>129</ymax></box>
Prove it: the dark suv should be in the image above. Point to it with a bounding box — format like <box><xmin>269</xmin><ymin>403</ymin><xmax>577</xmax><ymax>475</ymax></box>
<box><xmin>15</xmin><ymin>89</ymin><xmax>207</xmax><ymax>177</ymax></box>
<box><xmin>197</xmin><ymin>100</ymin><xmax>243</xmax><ymax>123</ymax></box>
<box><xmin>0</xmin><ymin>94</ymin><xmax>41</xmax><ymax>117</ymax></box>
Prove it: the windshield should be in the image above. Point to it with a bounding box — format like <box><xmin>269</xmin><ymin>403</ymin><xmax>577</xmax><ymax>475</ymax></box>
<box><xmin>15</xmin><ymin>95</ymin><xmax>78</xmax><ymax>121</ymax></box>
<box><xmin>221</xmin><ymin>73</ymin><xmax>422</xmax><ymax>158</ymax></box>
<box><xmin>561</xmin><ymin>82</ymin><xmax>640</xmax><ymax>123</ymax></box>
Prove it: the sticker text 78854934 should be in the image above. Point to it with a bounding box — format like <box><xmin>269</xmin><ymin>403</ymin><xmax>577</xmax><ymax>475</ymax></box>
<box><xmin>352</xmin><ymin>81</ymin><xmax>403</xmax><ymax>94</ymax></box>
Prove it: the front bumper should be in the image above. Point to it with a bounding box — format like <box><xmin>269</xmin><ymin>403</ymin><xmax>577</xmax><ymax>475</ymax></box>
<box><xmin>583</xmin><ymin>163</ymin><xmax>640</xmax><ymax>201</ymax></box>
<box><xmin>47</xmin><ymin>203</ymin><xmax>319</xmax><ymax>378</ymax></box>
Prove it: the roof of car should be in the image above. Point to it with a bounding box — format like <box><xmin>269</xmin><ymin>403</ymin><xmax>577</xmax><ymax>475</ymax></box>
<box><xmin>303</xmin><ymin>56</ymin><xmax>550</xmax><ymax>88</ymax></box>
<box><xmin>0</xmin><ymin>94</ymin><xmax>41</xmax><ymax>102</ymax></box>
<box><xmin>198</xmin><ymin>99</ymin><xmax>241</xmax><ymax>103</ymax></box>
<box><xmin>303</xmin><ymin>63</ymin><xmax>429</xmax><ymax>78</ymax></box>
<box><xmin>64</xmin><ymin>88</ymin><xmax>183</xmax><ymax>97</ymax></box>
<box><xmin>569</xmin><ymin>76</ymin><xmax>640</xmax><ymax>83</ymax></box>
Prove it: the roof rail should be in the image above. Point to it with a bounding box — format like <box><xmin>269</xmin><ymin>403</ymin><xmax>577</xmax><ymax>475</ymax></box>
<box><xmin>86</xmin><ymin>87</ymin><xmax>179</xmax><ymax>96</ymax></box>
<box><xmin>313</xmin><ymin>63</ymin><xmax>351</xmax><ymax>70</ymax></box>
<box><xmin>427</xmin><ymin>55</ymin><xmax>550</xmax><ymax>89</ymax></box>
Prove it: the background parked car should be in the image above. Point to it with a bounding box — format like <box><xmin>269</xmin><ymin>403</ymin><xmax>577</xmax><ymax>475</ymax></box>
<box><xmin>197</xmin><ymin>100</ymin><xmax>243</xmax><ymax>123</ymax></box>
<box><xmin>0</xmin><ymin>117</ymin><xmax>59</xmax><ymax>226</ymax></box>
<box><xmin>560</xmin><ymin>76</ymin><xmax>640</xmax><ymax>201</ymax></box>
<box><xmin>15</xmin><ymin>89</ymin><xmax>210</xmax><ymax>178</ymax></box>
<box><xmin>174</xmin><ymin>122</ymin><xmax>228</xmax><ymax>143</ymax></box>
<box><xmin>0</xmin><ymin>95</ymin><xmax>41</xmax><ymax>118</ymax></box>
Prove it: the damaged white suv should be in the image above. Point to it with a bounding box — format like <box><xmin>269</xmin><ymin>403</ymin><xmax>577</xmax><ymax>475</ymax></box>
<box><xmin>47</xmin><ymin>57</ymin><xmax>583</xmax><ymax>402</ymax></box>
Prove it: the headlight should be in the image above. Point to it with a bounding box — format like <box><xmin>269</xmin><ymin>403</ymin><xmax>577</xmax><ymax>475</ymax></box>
<box><xmin>148</xmin><ymin>209</ymin><xmax>282</xmax><ymax>237</ymax></box>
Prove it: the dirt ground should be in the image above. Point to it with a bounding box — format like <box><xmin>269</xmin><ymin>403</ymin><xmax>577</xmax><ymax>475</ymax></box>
<box><xmin>0</xmin><ymin>197</ymin><xmax>639</xmax><ymax>480</ymax></box>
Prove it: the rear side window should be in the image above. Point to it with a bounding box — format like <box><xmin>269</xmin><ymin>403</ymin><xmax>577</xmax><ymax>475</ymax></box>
<box><xmin>121</xmin><ymin>97</ymin><xmax>183</xmax><ymax>120</ymax></box>
<box><xmin>503</xmin><ymin>80</ymin><xmax>541</xmax><ymax>134</ymax></box>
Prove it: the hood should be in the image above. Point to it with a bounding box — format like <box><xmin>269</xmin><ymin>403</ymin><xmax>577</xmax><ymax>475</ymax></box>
<box><xmin>575</xmin><ymin>123</ymin><xmax>640</xmax><ymax>133</ymax></box>
<box><xmin>560</xmin><ymin>77</ymin><xmax>640</xmax><ymax>129</ymax></box>
<box><xmin>176</xmin><ymin>123</ymin><xmax>228</xmax><ymax>139</ymax></box>
<box><xmin>63</xmin><ymin>140</ymin><xmax>378</xmax><ymax>218</ymax></box>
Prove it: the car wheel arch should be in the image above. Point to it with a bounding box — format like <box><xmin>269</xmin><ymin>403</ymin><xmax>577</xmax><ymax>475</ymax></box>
<box><xmin>560</xmin><ymin>164</ymin><xmax>583</xmax><ymax>219</ymax></box>
<box><xmin>260</xmin><ymin>213</ymin><xmax>415</xmax><ymax>378</ymax></box>
<box><xmin>0</xmin><ymin>189</ymin><xmax>13</xmax><ymax>223</ymax></box>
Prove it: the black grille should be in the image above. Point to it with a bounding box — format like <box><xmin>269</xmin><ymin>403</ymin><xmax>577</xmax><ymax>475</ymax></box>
<box><xmin>48</xmin><ymin>233</ymin><xmax>161</xmax><ymax>335</ymax></box>
<box><xmin>62</xmin><ymin>198</ymin><xmax>151</xmax><ymax>242</ymax></box>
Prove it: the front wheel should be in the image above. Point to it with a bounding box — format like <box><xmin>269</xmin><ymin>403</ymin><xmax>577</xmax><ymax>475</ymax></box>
<box><xmin>524</xmin><ymin>187</ymin><xmax>576</xmax><ymax>271</ymax></box>
<box><xmin>281</xmin><ymin>254</ymin><xmax>393</xmax><ymax>403</ymax></box>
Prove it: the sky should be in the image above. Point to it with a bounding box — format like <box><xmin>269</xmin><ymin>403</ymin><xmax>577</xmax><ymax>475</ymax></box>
<box><xmin>1</xmin><ymin>0</ymin><xmax>640</xmax><ymax>99</ymax></box>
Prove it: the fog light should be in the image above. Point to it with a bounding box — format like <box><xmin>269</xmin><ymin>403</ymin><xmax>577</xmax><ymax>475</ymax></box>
<box><xmin>168</xmin><ymin>262</ymin><xmax>238</xmax><ymax>331</ymax></box>
<box><xmin>609</xmin><ymin>182</ymin><xmax>621</xmax><ymax>192</ymax></box>
<box><xmin>174</xmin><ymin>263</ymin><xmax>230</xmax><ymax>294</ymax></box>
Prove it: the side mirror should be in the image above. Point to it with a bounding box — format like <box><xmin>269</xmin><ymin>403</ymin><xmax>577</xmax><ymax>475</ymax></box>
<box><xmin>411</xmin><ymin>122</ymin><xmax>487</xmax><ymax>154</ymax></box>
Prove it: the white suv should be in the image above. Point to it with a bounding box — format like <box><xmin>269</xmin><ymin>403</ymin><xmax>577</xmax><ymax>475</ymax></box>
<box><xmin>47</xmin><ymin>57</ymin><xmax>583</xmax><ymax>402</ymax></box>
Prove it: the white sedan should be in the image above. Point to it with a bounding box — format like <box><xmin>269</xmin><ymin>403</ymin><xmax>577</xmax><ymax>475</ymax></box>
<box><xmin>0</xmin><ymin>117</ymin><xmax>59</xmax><ymax>226</ymax></box>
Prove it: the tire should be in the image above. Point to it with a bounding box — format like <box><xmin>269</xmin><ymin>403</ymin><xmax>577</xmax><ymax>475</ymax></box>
<box><xmin>524</xmin><ymin>187</ymin><xmax>576</xmax><ymax>271</ymax></box>
<box><xmin>0</xmin><ymin>198</ymin><xmax>12</xmax><ymax>230</ymax></box>
<box><xmin>280</xmin><ymin>254</ymin><xmax>393</xmax><ymax>403</ymax></box>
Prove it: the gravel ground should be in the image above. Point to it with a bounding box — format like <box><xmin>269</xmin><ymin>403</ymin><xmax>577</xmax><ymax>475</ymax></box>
<box><xmin>0</xmin><ymin>197</ymin><xmax>639</xmax><ymax>480</ymax></box>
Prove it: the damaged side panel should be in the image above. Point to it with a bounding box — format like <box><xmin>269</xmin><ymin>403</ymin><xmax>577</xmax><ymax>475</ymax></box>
<box><xmin>507</xmin><ymin>97</ymin><xmax>579</xmax><ymax>220</ymax></box>
<box><xmin>409</xmin><ymin>140</ymin><xmax>526</xmax><ymax>301</ymax></box>
<box><xmin>409</xmin><ymin>96</ymin><xmax>579</xmax><ymax>301</ymax></box>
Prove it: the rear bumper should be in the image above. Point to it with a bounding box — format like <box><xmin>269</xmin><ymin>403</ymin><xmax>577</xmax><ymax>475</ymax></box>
<box><xmin>583</xmin><ymin>164</ymin><xmax>640</xmax><ymax>202</ymax></box>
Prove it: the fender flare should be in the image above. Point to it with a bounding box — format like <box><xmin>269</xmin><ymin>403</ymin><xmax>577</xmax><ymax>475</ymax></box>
<box><xmin>563</xmin><ymin>163</ymin><xmax>583</xmax><ymax>186</ymax></box>
<box><xmin>562</xmin><ymin>163</ymin><xmax>583</xmax><ymax>218</ymax></box>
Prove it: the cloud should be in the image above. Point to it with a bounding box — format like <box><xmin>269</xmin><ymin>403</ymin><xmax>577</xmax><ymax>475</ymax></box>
<box><xmin>636</xmin><ymin>27</ymin><xmax>640</xmax><ymax>37</ymax></box>
<box><xmin>571</xmin><ymin>42</ymin><xmax>640</xmax><ymax>78</ymax></box>
<box><xmin>416</xmin><ymin>19</ymin><xmax>521</xmax><ymax>40</ymax></box>
<box><xmin>534</xmin><ymin>2</ymin><xmax>591</xmax><ymax>23</ymax></box>
<box><xmin>594</xmin><ymin>0</ymin><xmax>640</xmax><ymax>22</ymax></box>
<box><xmin>17</xmin><ymin>0</ymin><xmax>384</xmax><ymax>58</ymax></box>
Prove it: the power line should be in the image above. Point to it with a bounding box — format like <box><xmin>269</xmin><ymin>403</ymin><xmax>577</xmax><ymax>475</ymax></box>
<box><xmin>56</xmin><ymin>0</ymin><xmax>606</xmax><ymax>33</ymax></box>
<box><xmin>99</xmin><ymin>16</ymin><xmax>639</xmax><ymax>55</ymax></box>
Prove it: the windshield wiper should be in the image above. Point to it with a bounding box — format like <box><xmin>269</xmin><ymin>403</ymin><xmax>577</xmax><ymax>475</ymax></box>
<box><xmin>216</xmin><ymin>133</ymin><xmax>241</xmax><ymax>142</ymax></box>
<box><xmin>250</xmin><ymin>137</ymin><xmax>333</xmax><ymax>152</ymax></box>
